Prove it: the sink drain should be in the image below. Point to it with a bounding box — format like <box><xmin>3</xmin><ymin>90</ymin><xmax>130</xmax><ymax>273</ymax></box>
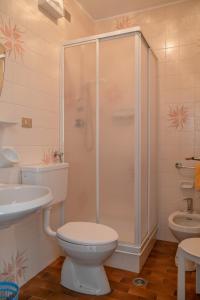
<box><xmin>132</xmin><ymin>277</ymin><xmax>148</xmax><ymax>287</ymax></box>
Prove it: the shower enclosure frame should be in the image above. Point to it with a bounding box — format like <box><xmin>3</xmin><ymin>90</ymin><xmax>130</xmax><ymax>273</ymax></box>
<box><xmin>60</xmin><ymin>26</ymin><xmax>158</xmax><ymax>272</ymax></box>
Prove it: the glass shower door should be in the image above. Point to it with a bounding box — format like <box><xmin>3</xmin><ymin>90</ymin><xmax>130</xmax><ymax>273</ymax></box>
<box><xmin>99</xmin><ymin>35</ymin><xmax>136</xmax><ymax>244</ymax></box>
<box><xmin>64</xmin><ymin>42</ymin><xmax>96</xmax><ymax>222</ymax></box>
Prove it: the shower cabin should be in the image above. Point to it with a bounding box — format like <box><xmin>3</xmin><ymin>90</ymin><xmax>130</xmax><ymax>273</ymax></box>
<box><xmin>60</xmin><ymin>27</ymin><xmax>158</xmax><ymax>272</ymax></box>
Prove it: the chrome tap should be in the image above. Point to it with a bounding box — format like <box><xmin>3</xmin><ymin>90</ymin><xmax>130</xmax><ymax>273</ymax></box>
<box><xmin>53</xmin><ymin>150</ymin><xmax>64</xmax><ymax>163</ymax></box>
<box><xmin>184</xmin><ymin>198</ymin><xmax>193</xmax><ymax>213</ymax></box>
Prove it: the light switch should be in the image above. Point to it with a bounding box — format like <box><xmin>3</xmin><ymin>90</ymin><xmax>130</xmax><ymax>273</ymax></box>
<box><xmin>22</xmin><ymin>117</ymin><xmax>32</xmax><ymax>128</ymax></box>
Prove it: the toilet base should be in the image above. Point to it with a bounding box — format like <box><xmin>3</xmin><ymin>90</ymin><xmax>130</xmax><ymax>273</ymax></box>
<box><xmin>61</xmin><ymin>257</ymin><xmax>111</xmax><ymax>295</ymax></box>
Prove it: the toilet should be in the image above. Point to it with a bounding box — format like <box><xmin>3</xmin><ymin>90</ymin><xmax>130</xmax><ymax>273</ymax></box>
<box><xmin>168</xmin><ymin>211</ymin><xmax>200</xmax><ymax>271</ymax></box>
<box><xmin>21</xmin><ymin>163</ymin><xmax>118</xmax><ymax>295</ymax></box>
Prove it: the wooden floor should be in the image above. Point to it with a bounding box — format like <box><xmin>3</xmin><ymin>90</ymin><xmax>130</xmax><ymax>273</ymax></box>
<box><xmin>19</xmin><ymin>240</ymin><xmax>200</xmax><ymax>300</ymax></box>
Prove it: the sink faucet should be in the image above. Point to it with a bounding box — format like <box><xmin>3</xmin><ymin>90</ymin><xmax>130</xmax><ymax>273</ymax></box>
<box><xmin>53</xmin><ymin>150</ymin><xmax>64</xmax><ymax>163</ymax></box>
<box><xmin>184</xmin><ymin>198</ymin><xmax>193</xmax><ymax>213</ymax></box>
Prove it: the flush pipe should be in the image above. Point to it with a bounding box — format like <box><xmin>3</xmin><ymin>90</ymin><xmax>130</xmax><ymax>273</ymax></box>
<box><xmin>43</xmin><ymin>201</ymin><xmax>65</xmax><ymax>237</ymax></box>
<box><xmin>43</xmin><ymin>206</ymin><xmax>56</xmax><ymax>237</ymax></box>
<box><xmin>60</xmin><ymin>202</ymin><xmax>65</xmax><ymax>225</ymax></box>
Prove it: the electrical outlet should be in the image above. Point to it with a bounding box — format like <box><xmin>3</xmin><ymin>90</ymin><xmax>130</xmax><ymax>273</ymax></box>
<box><xmin>22</xmin><ymin>117</ymin><xmax>32</xmax><ymax>128</ymax></box>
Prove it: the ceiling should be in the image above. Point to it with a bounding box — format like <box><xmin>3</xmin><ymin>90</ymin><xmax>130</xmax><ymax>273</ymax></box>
<box><xmin>75</xmin><ymin>0</ymin><xmax>182</xmax><ymax>20</ymax></box>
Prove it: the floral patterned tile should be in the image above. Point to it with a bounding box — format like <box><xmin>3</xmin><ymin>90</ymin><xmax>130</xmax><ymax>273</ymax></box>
<box><xmin>0</xmin><ymin>250</ymin><xmax>27</xmax><ymax>284</ymax></box>
<box><xmin>168</xmin><ymin>104</ymin><xmax>189</xmax><ymax>129</ymax></box>
<box><xmin>0</xmin><ymin>15</ymin><xmax>25</xmax><ymax>59</ymax></box>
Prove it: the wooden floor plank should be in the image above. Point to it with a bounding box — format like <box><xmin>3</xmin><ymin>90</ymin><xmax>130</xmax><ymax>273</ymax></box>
<box><xmin>19</xmin><ymin>240</ymin><xmax>200</xmax><ymax>300</ymax></box>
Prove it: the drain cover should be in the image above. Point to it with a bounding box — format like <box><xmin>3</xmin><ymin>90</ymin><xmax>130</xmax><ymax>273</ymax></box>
<box><xmin>132</xmin><ymin>277</ymin><xmax>148</xmax><ymax>287</ymax></box>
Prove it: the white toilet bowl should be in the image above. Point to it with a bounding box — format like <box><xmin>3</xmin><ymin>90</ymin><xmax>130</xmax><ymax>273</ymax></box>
<box><xmin>168</xmin><ymin>211</ymin><xmax>200</xmax><ymax>271</ymax></box>
<box><xmin>56</xmin><ymin>221</ymin><xmax>118</xmax><ymax>295</ymax></box>
<box><xmin>21</xmin><ymin>164</ymin><xmax>119</xmax><ymax>295</ymax></box>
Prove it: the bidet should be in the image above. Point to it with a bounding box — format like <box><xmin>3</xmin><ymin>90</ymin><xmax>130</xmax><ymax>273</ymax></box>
<box><xmin>168</xmin><ymin>211</ymin><xmax>200</xmax><ymax>271</ymax></box>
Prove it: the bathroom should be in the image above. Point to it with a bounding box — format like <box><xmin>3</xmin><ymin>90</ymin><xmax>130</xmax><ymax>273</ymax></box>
<box><xmin>0</xmin><ymin>0</ymin><xmax>199</xmax><ymax>299</ymax></box>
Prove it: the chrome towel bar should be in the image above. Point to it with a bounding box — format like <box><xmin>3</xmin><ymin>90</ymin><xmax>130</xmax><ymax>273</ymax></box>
<box><xmin>175</xmin><ymin>162</ymin><xmax>195</xmax><ymax>169</ymax></box>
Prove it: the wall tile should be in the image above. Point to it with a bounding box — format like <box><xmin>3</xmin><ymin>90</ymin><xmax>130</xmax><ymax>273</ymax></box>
<box><xmin>95</xmin><ymin>0</ymin><xmax>200</xmax><ymax>242</ymax></box>
<box><xmin>0</xmin><ymin>0</ymin><xmax>94</xmax><ymax>286</ymax></box>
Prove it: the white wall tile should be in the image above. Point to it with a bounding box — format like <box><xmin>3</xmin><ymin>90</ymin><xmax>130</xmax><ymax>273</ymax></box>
<box><xmin>0</xmin><ymin>0</ymin><xmax>94</xmax><ymax>286</ymax></box>
<box><xmin>95</xmin><ymin>0</ymin><xmax>200</xmax><ymax>243</ymax></box>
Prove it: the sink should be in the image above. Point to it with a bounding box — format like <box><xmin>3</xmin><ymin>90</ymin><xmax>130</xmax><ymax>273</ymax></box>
<box><xmin>0</xmin><ymin>184</ymin><xmax>53</xmax><ymax>228</ymax></box>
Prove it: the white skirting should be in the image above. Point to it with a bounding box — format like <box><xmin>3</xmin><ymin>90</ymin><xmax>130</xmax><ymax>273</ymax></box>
<box><xmin>105</xmin><ymin>226</ymin><xmax>158</xmax><ymax>273</ymax></box>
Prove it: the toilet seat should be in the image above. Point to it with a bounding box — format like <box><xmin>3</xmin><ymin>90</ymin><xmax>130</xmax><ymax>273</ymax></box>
<box><xmin>57</xmin><ymin>222</ymin><xmax>118</xmax><ymax>246</ymax></box>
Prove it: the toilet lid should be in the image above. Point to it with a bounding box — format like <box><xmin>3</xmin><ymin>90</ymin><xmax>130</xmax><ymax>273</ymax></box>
<box><xmin>57</xmin><ymin>222</ymin><xmax>118</xmax><ymax>245</ymax></box>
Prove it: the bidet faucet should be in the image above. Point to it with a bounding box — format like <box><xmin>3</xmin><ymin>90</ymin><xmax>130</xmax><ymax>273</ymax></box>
<box><xmin>184</xmin><ymin>198</ymin><xmax>193</xmax><ymax>213</ymax></box>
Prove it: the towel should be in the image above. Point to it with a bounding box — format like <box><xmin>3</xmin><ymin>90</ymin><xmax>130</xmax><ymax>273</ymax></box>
<box><xmin>195</xmin><ymin>164</ymin><xmax>200</xmax><ymax>190</ymax></box>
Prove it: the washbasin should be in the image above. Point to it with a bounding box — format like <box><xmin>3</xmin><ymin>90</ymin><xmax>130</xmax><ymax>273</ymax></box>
<box><xmin>0</xmin><ymin>184</ymin><xmax>53</xmax><ymax>228</ymax></box>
